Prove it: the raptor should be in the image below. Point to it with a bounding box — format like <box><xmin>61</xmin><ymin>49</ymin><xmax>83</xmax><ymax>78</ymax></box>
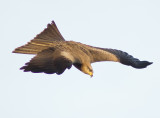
<box><xmin>13</xmin><ymin>21</ymin><xmax>152</xmax><ymax>77</ymax></box>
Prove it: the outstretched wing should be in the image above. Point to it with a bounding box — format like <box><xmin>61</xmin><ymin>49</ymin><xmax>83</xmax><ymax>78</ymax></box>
<box><xmin>13</xmin><ymin>21</ymin><xmax>65</xmax><ymax>54</ymax></box>
<box><xmin>87</xmin><ymin>46</ymin><xmax>152</xmax><ymax>69</ymax></box>
<box><xmin>20</xmin><ymin>48</ymin><xmax>73</xmax><ymax>74</ymax></box>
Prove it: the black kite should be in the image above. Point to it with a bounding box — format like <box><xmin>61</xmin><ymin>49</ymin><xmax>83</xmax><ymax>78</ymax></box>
<box><xmin>13</xmin><ymin>21</ymin><xmax>152</xmax><ymax>77</ymax></box>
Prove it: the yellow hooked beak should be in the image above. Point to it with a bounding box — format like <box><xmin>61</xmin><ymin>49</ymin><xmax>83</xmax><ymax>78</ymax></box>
<box><xmin>89</xmin><ymin>72</ymin><xmax>93</xmax><ymax>77</ymax></box>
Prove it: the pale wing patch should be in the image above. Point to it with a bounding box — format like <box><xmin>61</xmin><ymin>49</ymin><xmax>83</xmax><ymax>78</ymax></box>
<box><xmin>60</xmin><ymin>51</ymin><xmax>75</xmax><ymax>62</ymax></box>
<box><xmin>94</xmin><ymin>48</ymin><xmax>120</xmax><ymax>62</ymax></box>
<box><xmin>86</xmin><ymin>46</ymin><xmax>120</xmax><ymax>63</ymax></box>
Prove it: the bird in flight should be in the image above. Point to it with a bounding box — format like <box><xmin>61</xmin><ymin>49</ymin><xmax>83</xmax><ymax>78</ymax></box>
<box><xmin>13</xmin><ymin>20</ymin><xmax>152</xmax><ymax>77</ymax></box>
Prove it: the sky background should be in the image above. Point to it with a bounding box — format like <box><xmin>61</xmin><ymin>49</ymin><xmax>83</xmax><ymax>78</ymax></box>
<box><xmin>1</xmin><ymin>0</ymin><xmax>160</xmax><ymax>118</ymax></box>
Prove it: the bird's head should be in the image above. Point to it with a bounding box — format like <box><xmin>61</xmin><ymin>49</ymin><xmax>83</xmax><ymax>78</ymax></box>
<box><xmin>81</xmin><ymin>64</ymin><xmax>93</xmax><ymax>77</ymax></box>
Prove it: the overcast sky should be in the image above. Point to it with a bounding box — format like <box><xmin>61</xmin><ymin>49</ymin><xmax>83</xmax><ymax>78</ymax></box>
<box><xmin>1</xmin><ymin>0</ymin><xmax>160</xmax><ymax>118</ymax></box>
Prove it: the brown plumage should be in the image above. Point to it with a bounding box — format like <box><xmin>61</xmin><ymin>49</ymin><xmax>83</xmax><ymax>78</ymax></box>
<box><xmin>13</xmin><ymin>21</ymin><xmax>152</xmax><ymax>77</ymax></box>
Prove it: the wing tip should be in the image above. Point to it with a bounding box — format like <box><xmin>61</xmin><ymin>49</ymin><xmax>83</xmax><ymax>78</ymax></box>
<box><xmin>146</xmin><ymin>61</ymin><xmax>153</xmax><ymax>67</ymax></box>
<box><xmin>51</xmin><ymin>20</ymin><xmax>56</xmax><ymax>25</ymax></box>
<box><xmin>12</xmin><ymin>49</ymin><xmax>20</xmax><ymax>54</ymax></box>
<box><xmin>12</xmin><ymin>50</ymin><xmax>16</xmax><ymax>53</ymax></box>
<box><xmin>133</xmin><ymin>61</ymin><xmax>153</xmax><ymax>69</ymax></box>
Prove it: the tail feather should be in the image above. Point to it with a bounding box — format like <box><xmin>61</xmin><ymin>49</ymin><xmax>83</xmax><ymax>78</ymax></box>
<box><xmin>12</xmin><ymin>41</ymin><xmax>51</xmax><ymax>54</ymax></box>
<box><xmin>13</xmin><ymin>21</ymin><xmax>65</xmax><ymax>54</ymax></box>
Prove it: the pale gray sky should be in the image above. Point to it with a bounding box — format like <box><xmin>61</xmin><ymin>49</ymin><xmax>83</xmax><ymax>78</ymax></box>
<box><xmin>1</xmin><ymin>0</ymin><xmax>160</xmax><ymax>118</ymax></box>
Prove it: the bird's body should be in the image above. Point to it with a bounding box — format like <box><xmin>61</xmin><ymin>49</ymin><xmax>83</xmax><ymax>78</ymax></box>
<box><xmin>13</xmin><ymin>21</ymin><xmax>152</xmax><ymax>77</ymax></box>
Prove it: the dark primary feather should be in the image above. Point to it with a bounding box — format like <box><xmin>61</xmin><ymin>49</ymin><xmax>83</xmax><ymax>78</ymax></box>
<box><xmin>20</xmin><ymin>48</ymin><xmax>73</xmax><ymax>74</ymax></box>
<box><xmin>102</xmin><ymin>48</ymin><xmax>153</xmax><ymax>68</ymax></box>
